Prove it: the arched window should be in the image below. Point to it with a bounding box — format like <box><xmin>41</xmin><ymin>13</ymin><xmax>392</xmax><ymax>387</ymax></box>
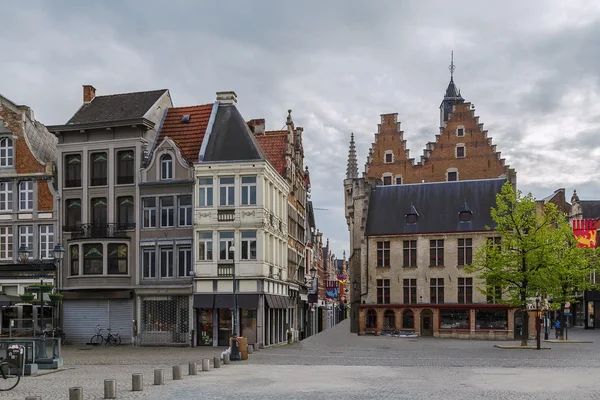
<box><xmin>0</xmin><ymin>138</ymin><xmax>13</xmax><ymax>167</ymax></box>
<box><xmin>384</xmin><ymin>309</ymin><xmax>396</xmax><ymax>329</ymax></box>
<box><xmin>366</xmin><ymin>309</ymin><xmax>377</xmax><ymax>328</ymax></box>
<box><xmin>160</xmin><ymin>154</ymin><xmax>173</xmax><ymax>180</ymax></box>
<box><xmin>402</xmin><ymin>309</ymin><xmax>415</xmax><ymax>329</ymax></box>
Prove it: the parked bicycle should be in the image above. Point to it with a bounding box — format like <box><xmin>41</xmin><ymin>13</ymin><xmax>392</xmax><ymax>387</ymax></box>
<box><xmin>43</xmin><ymin>327</ymin><xmax>66</xmax><ymax>345</ymax></box>
<box><xmin>0</xmin><ymin>357</ymin><xmax>20</xmax><ymax>391</ymax></box>
<box><xmin>89</xmin><ymin>325</ymin><xmax>121</xmax><ymax>346</ymax></box>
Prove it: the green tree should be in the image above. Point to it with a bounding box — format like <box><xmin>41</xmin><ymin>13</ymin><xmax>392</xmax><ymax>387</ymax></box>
<box><xmin>468</xmin><ymin>182</ymin><xmax>562</xmax><ymax>346</ymax></box>
<box><xmin>544</xmin><ymin>222</ymin><xmax>594</xmax><ymax>340</ymax></box>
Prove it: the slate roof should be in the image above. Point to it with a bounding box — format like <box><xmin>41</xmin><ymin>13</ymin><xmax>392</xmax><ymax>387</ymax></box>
<box><xmin>157</xmin><ymin>104</ymin><xmax>214</xmax><ymax>163</ymax></box>
<box><xmin>365</xmin><ymin>178</ymin><xmax>506</xmax><ymax>236</ymax></box>
<box><xmin>67</xmin><ymin>89</ymin><xmax>168</xmax><ymax>125</ymax></box>
<box><xmin>580</xmin><ymin>201</ymin><xmax>600</xmax><ymax>219</ymax></box>
<box><xmin>254</xmin><ymin>130</ymin><xmax>287</xmax><ymax>176</ymax></box>
<box><xmin>444</xmin><ymin>78</ymin><xmax>463</xmax><ymax>99</ymax></box>
<box><xmin>202</xmin><ymin>104</ymin><xmax>265</xmax><ymax>162</ymax></box>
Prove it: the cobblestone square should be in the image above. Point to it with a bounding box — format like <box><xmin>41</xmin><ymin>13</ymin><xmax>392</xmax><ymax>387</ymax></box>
<box><xmin>5</xmin><ymin>321</ymin><xmax>600</xmax><ymax>399</ymax></box>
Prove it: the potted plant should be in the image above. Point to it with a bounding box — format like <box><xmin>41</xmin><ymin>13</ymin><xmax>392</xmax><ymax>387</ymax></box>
<box><xmin>27</xmin><ymin>283</ymin><xmax>55</xmax><ymax>293</ymax></box>
<box><xmin>48</xmin><ymin>293</ymin><xmax>63</xmax><ymax>303</ymax></box>
<box><xmin>19</xmin><ymin>293</ymin><xmax>35</xmax><ymax>303</ymax></box>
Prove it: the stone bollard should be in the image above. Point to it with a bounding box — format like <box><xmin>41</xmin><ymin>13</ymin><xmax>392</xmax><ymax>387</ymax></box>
<box><xmin>104</xmin><ymin>379</ymin><xmax>117</xmax><ymax>399</ymax></box>
<box><xmin>189</xmin><ymin>362</ymin><xmax>197</xmax><ymax>375</ymax></box>
<box><xmin>248</xmin><ymin>344</ymin><xmax>254</xmax><ymax>354</ymax></box>
<box><xmin>154</xmin><ymin>369</ymin><xmax>164</xmax><ymax>385</ymax></box>
<box><xmin>69</xmin><ymin>387</ymin><xmax>83</xmax><ymax>400</ymax></box>
<box><xmin>213</xmin><ymin>356</ymin><xmax>221</xmax><ymax>368</ymax></box>
<box><xmin>223</xmin><ymin>353</ymin><xmax>230</xmax><ymax>364</ymax></box>
<box><xmin>25</xmin><ymin>397</ymin><xmax>41</xmax><ymax>400</ymax></box>
<box><xmin>173</xmin><ymin>365</ymin><xmax>182</xmax><ymax>380</ymax></box>
<box><xmin>201</xmin><ymin>358</ymin><xmax>210</xmax><ymax>371</ymax></box>
<box><xmin>132</xmin><ymin>373</ymin><xmax>143</xmax><ymax>391</ymax></box>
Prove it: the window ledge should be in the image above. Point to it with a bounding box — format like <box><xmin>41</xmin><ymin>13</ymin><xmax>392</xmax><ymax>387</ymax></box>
<box><xmin>402</xmin><ymin>266</ymin><xmax>418</xmax><ymax>268</ymax></box>
<box><xmin>375</xmin><ymin>265</ymin><xmax>391</xmax><ymax>268</ymax></box>
<box><xmin>115</xmin><ymin>183</ymin><xmax>135</xmax><ymax>187</ymax></box>
<box><xmin>429</xmin><ymin>265</ymin><xmax>445</xmax><ymax>268</ymax></box>
<box><xmin>68</xmin><ymin>274</ymin><xmax>132</xmax><ymax>278</ymax></box>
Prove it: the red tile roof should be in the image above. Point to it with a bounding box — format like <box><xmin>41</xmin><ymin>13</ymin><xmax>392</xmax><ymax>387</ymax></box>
<box><xmin>255</xmin><ymin>131</ymin><xmax>288</xmax><ymax>176</ymax></box>
<box><xmin>158</xmin><ymin>104</ymin><xmax>214</xmax><ymax>162</ymax></box>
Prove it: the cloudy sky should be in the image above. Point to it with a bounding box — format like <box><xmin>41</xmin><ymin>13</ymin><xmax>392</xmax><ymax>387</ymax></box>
<box><xmin>3</xmin><ymin>0</ymin><xmax>600</xmax><ymax>257</ymax></box>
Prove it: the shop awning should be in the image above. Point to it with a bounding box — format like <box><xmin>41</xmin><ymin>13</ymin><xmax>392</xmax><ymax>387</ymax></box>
<box><xmin>214</xmin><ymin>294</ymin><xmax>234</xmax><ymax>309</ymax></box>
<box><xmin>236</xmin><ymin>294</ymin><xmax>259</xmax><ymax>309</ymax></box>
<box><xmin>193</xmin><ymin>294</ymin><xmax>214</xmax><ymax>309</ymax></box>
<box><xmin>265</xmin><ymin>294</ymin><xmax>291</xmax><ymax>309</ymax></box>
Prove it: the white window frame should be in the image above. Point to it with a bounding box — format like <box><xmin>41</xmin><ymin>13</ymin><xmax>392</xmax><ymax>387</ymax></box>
<box><xmin>178</xmin><ymin>246</ymin><xmax>192</xmax><ymax>278</ymax></box>
<box><xmin>39</xmin><ymin>225</ymin><xmax>54</xmax><ymax>259</ymax></box>
<box><xmin>178</xmin><ymin>195</ymin><xmax>192</xmax><ymax>227</ymax></box>
<box><xmin>19</xmin><ymin>181</ymin><xmax>33</xmax><ymax>211</ymax></box>
<box><xmin>160</xmin><ymin>196</ymin><xmax>174</xmax><ymax>228</ymax></box>
<box><xmin>142</xmin><ymin>248</ymin><xmax>157</xmax><ymax>279</ymax></box>
<box><xmin>0</xmin><ymin>182</ymin><xmax>13</xmax><ymax>212</ymax></box>
<box><xmin>160</xmin><ymin>154</ymin><xmax>173</xmax><ymax>180</ymax></box>
<box><xmin>0</xmin><ymin>138</ymin><xmax>13</xmax><ymax>167</ymax></box>
<box><xmin>382</xmin><ymin>173</ymin><xmax>393</xmax><ymax>186</ymax></box>
<box><xmin>19</xmin><ymin>225</ymin><xmax>33</xmax><ymax>251</ymax></box>
<box><xmin>198</xmin><ymin>177</ymin><xmax>213</xmax><ymax>207</ymax></box>
<box><xmin>142</xmin><ymin>197</ymin><xmax>156</xmax><ymax>228</ymax></box>
<box><xmin>241</xmin><ymin>176</ymin><xmax>257</xmax><ymax>206</ymax></box>
<box><xmin>241</xmin><ymin>231</ymin><xmax>257</xmax><ymax>260</ymax></box>
<box><xmin>219</xmin><ymin>231</ymin><xmax>235</xmax><ymax>260</ymax></box>
<box><xmin>456</xmin><ymin>126</ymin><xmax>465</xmax><ymax>137</ymax></box>
<box><xmin>160</xmin><ymin>247</ymin><xmax>174</xmax><ymax>278</ymax></box>
<box><xmin>219</xmin><ymin>177</ymin><xmax>235</xmax><ymax>206</ymax></box>
<box><xmin>446</xmin><ymin>168</ymin><xmax>459</xmax><ymax>182</ymax></box>
<box><xmin>383</xmin><ymin>150</ymin><xmax>394</xmax><ymax>164</ymax></box>
<box><xmin>0</xmin><ymin>226</ymin><xmax>12</xmax><ymax>260</ymax></box>
<box><xmin>198</xmin><ymin>232</ymin><xmax>213</xmax><ymax>261</ymax></box>
<box><xmin>456</xmin><ymin>143</ymin><xmax>466</xmax><ymax>159</ymax></box>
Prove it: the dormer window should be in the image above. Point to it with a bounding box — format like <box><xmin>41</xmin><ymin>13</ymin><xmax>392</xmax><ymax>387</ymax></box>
<box><xmin>405</xmin><ymin>204</ymin><xmax>419</xmax><ymax>224</ymax></box>
<box><xmin>0</xmin><ymin>138</ymin><xmax>13</xmax><ymax>167</ymax></box>
<box><xmin>161</xmin><ymin>154</ymin><xmax>173</xmax><ymax>180</ymax></box>
<box><xmin>180</xmin><ymin>114</ymin><xmax>191</xmax><ymax>123</ymax></box>
<box><xmin>459</xmin><ymin>201</ymin><xmax>473</xmax><ymax>222</ymax></box>
<box><xmin>384</xmin><ymin>151</ymin><xmax>393</xmax><ymax>164</ymax></box>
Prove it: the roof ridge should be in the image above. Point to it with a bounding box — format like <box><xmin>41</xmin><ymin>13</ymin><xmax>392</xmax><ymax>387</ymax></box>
<box><xmin>94</xmin><ymin>89</ymin><xmax>168</xmax><ymax>98</ymax></box>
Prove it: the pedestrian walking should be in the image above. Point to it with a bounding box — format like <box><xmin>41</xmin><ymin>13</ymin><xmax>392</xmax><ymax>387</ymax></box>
<box><xmin>555</xmin><ymin>319</ymin><xmax>561</xmax><ymax>339</ymax></box>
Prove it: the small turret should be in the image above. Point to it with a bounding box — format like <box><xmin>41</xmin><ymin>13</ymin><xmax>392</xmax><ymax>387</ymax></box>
<box><xmin>346</xmin><ymin>133</ymin><xmax>359</xmax><ymax>179</ymax></box>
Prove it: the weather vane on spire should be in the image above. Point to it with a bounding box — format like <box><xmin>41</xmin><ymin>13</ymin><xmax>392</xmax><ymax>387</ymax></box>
<box><xmin>449</xmin><ymin>50</ymin><xmax>455</xmax><ymax>80</ymax></box>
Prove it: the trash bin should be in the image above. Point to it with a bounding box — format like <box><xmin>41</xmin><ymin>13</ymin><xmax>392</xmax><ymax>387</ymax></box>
<box><xmin>6</xmin><ymin>344</ymin><xmax>24</xmax><ymax>374</ymax></box>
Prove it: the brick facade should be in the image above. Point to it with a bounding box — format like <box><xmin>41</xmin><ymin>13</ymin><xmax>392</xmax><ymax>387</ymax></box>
<box><xmin>365</xmin><ymin>103</ymin><xmax>515</xmax><ymax>184</ymax></box>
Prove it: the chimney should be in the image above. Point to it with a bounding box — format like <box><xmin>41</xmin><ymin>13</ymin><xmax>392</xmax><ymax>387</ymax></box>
<box><xmin>83</xmin><ymin>85</ymin><xmax>96</xmax><ymax>103</ymax></box>
<box><xmin>216</xmin><ymin>91</ymin><xmax>237</xmax><ymax>105</ymax></box>
<box><xmin>247</xmin><ymin>119</ymin><xmax>265</xmax><ymax>135</ymax></box>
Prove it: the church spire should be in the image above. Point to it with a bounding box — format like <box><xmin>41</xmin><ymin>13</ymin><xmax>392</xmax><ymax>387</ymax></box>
<box><xmin>346</xmin><ymin>132</ymin><xmax>359</xmax><ymax>179</ymax></box>
<box><xmin>440</xmin><ymin>50</ymin><xmax>465</xmax><ymax>125</ymax></box>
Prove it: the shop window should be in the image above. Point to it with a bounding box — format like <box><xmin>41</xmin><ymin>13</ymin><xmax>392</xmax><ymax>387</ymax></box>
<box><xmin>475</xmin><ymin>309</ymin><xmax>508</xmax><ymax>330</ymax></box>
<box><xmin>384</xmin><ymin>309</ymin><xmax>395</xmax><ymax>329</ymax></box>
<box><xmin>440</xmin><ymin>309</ymin><xmax>469</xmax><ymax>329</ymax></box>
<box><xmin>366</xmin><ymin>309</ymin><xmax>377</xmax><ymax>328</ymax></box>
<box><xmin>402</xmin><ymin>309</ymin><xmax>414</xmax><ymax>329</ymax></box>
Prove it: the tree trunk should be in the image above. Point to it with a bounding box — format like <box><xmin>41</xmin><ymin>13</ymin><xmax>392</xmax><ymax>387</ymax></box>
<box><xmin>521</xmin><ymin>309</ymin><xmax>529</xmax><ymax>346</ymax></box>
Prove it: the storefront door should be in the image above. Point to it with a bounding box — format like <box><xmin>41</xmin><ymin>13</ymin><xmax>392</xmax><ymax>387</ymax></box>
<box><xmin>196</xmin><ymin>309</ymin><xmax>214</xmax><ymax>346</ymax></box>
<box><xmin>514</xmin><ymin>310</ymin><xmax>525</xmax><ymax>339</ymax></box>
<box><xmin>420</xmin><ymin>309</ymin><xmax>433</xmax><ymax>336</ymax></box>
<box><xmin>218</xmin><ymin>309</ymin><xmax>232</xmax><ymax>346</ymax></box>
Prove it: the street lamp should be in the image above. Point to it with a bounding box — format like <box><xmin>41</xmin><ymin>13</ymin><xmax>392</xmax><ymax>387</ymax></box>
<box><xmin>535</xmin><ymin>293</ymin><xmax>542</xmax><ymax>350</ymax></box>
<box><xmin>543</xmin><ymin>297</ymin><xmax>549</xmax><ymax>340</ymax></box>
<box><xmin>229</xmin><ymin>245</ymin><xmax>241</xmax><ymax>361</ymax></box>
<box><xmin>18</xmin><ymin>244</ymin><xmax>65</xmax><ymax>335</ymax></box>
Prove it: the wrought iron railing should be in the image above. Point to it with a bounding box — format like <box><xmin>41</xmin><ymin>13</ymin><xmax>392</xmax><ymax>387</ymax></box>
<box><xmin>63</xmin><ymin>223</ymin><xmax>135</xmax><ymax>239</ymax></box>
<box><xmin>217</xmin><ymin>209</ymin><xmax>235</xmax><ymax>222</ymax></box>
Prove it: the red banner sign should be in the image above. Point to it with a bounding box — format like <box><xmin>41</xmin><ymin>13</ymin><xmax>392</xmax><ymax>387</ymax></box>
<box><xmin>573</xmin><ymin>219</ymin><xmax>598</xmax><ymax>248</ymax></box>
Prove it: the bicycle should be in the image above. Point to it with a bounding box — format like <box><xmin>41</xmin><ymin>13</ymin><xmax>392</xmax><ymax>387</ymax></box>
<box><xmin>89</xmin><ymin>325</ymin><xmax>121</xmax><ymax>346</ymax></box>
<box><xmin>43</xmin><ymin>327</ymin><xmax>66</xmax><ymax>345</ymax></box>
<box><xmin>0</xmin><ymin>357</ymin><xmax>20</xmax><ymax>391</ymax></box>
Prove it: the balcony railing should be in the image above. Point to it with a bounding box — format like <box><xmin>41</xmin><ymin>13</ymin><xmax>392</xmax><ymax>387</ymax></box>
<box><xmin>63</xmin><ymin>223</ymin><xmax>135</xmax><ymax>240</ymax></box>
<box><xmin>217</xmin><ymin>209</ymin><xmax>235</xmax><ymax>222</ymax></box>
<box><xmin>217</xmin><ymin>264</ymin><xmax>233</xmax><ymax>277</ymax></box>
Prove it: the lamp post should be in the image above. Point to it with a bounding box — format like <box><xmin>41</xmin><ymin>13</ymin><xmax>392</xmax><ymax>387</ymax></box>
<box><xmin>307</xmin><ymin>267</ymin><xmax>317</xmax><ymax>336</ymax></box>
<box><xmin>544</xmin><ymin>297</ymin><xmax>549</xmax><ymax>340</ymax></box>
<box><xmin>535</xmin><ymin>294</ymin><xmax>541</xmax><ymax>350</ymax></box>
<box><xmin>18</xmin><ymin>244</ymin><xmax>65</xmax><ymax>335</ymax></box>
<box><xmin>229</xmin><ymin>245</ymin><xmax>240</xmax><ymax>361</ymax></box>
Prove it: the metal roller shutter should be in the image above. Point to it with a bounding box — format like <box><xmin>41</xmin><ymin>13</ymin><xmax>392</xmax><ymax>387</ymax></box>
<box><xmin>63</xmin><ymin>300</ymin><xmax>109</xmax><ymax>344</ymax></box>
<box><xmin>108</xmin><ymin>299</ymin><xmax>133</xmax><ymax>344</ymax></box>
